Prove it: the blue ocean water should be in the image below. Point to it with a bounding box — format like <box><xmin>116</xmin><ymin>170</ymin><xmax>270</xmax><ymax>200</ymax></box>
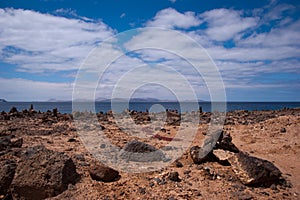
<box><xmin>0</xmin><ymin>101</ymin><xmax>299</xmax><ymax>114</ymax></box>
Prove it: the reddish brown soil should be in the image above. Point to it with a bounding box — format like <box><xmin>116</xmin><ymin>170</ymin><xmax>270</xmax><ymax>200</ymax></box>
<box><xmin>0</xmin><ymin>108</ymin><xmax>299</xmax><ymax>199</ymax></box>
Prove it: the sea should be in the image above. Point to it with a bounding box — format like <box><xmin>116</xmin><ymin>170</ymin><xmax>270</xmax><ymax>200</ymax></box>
<box><xmin>0</xmin><ymin>101</ymin><xmax>299</xmax><ymax>114</ymax></box>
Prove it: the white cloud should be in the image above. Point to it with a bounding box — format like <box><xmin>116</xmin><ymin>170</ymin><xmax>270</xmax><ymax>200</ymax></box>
<box><xmin>0</xmin><ymin>78</ymin><xmax>73</xmax><ymax>101</ymax></box>
<box><xmin>0</xmin><ymin>8</ymin><xmax>115</xmax><ymax>73</ymax></box>
<box><xmin>1</xmin><ymin>4</ymin><xmax>299</xmax><ymax>101</ymax></box>
<box><xmin>140</xmin><ymin>7</ymin><xmax>300</xmax><ymax>95</ymax></box>
<box><xmin>146</xmin><ymin>8</ymin><xmax>202</xmax><ymax>29</ymax></box>
<box><xmin>207</xmin><ymin>45</ymin><xmax>300</xmax><ymax>61</ymax></box>
<box><xmin>201</xmin><ymin>8</ymin><xmax>257</xmax><ymax>41</ymax></box>
<box><xmin>238</xmin><ymin>19</ymin><xmax>300</xmax><ymax>47</ymax></box>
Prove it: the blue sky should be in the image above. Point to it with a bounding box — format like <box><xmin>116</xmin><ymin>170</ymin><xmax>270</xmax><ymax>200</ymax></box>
<box><xmin>0</xmin><ymin>0</ymin><xmax>299</xmax><ymax>101</ymax></box>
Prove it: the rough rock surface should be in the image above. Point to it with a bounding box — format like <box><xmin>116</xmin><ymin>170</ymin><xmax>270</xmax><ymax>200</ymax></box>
<box><xmin>213</xmin><ymin>149</ymin><xmax>234</xmax><ymax>165</ymax></box>
<box><xmin>168</xmin><ymin>172</ymin><xmax>181</xmax><ymax>182</ymax></box>
<box><xmin>228</xmin><ymin>152</ymin><xmax>282</xmax><ymax>186</ymax></box>
<box><xmin>120</xmin><ymin>140</ymin><xmax>166</xmax><ymax>162</ymax></box>
<box><xmin>216</xmin><ymin>131</ymin><xmax>239</xmax><ymax>153</ymax></box>
<box><xmin>89</xmin><ymin>163</ymin><xmax>120</xmax><ymax>182</ymax></box>
<box><xmin>0</xmin><ymin>136</ymin><xmax>12</xmax><ymax>151</ymax></box>
<box><xmin>0</xmin><ymin>159</ymin><xmax>17</xmax><ymax>195</ymax></box>
<box><xmin>11</xmin><ymin>145</ymin><xmax>80</xmax><ymax>200</ymax></box>
<box><xmin>190</xmin><ymin>145</ymin><xmax>217</xmax><ymax>164</ymax></box>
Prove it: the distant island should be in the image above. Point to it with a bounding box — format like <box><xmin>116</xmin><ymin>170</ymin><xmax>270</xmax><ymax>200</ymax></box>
<box><xmin>0</xmin><ymin>99</ymin><xmax>7</xmax><ymax>102</ymax></box>
<box><xmin>50</xmin><ymin>98</ymin><xmax>205</xmax><ymax>102</ymax></box>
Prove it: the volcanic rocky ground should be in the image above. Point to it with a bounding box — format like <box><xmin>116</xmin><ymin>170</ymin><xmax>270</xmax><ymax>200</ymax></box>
<box><xmin>0</xmin><ymin>107</ymin><xmax>299</xmax><ymax>199</ymax></box>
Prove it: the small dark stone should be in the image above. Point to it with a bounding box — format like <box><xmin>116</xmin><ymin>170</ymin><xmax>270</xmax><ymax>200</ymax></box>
<box><xmin>175</xmin><ymin>160</ymin><xmax>183</xmax><ymax>168</ymax></box>
<box><xmin>149</xmin><ymin>182</ymin><xmax>155</xmax><ymax>187</ymax></box>
<box><xmin>89</xmin><ymin>164</ymin><xmax>119</xmax><ymax>182</ymax></box>
<box><xmin>280</xmin><ymin>127</ymin><xmax>286</xmax><ymax>133</ymax></box>
<box><xmin>100</xmin><ymin>144</ymin><xmax>106</xmax><ymax>148</ymax></box>
<box><xmin>184</xmin><ymin>170</ymin><xmax>191</xmax><ymax>175</ymax></box>
<box><xmin>168</xmin><ymin>172</ymin><xmax>181</xmax><ymax>182</ymax></box>
<box><xmin>160</xmin><ymin>128</ymin><xmax>166</xmax><ymax>133</ymax></box>
<box><xmin>138</xmin><ymin>187</ymin><xmax>146</xmax><ymax>194</ymax></box>
<box><xmin>68</xmin><ymin>138</ymin><xmax>76</xmax><ymax>142</ymax></box>
<box><xmin>153</xmin><ymin>178</ymin><xmax>161</xmax><ymax>184</ymax></box>
<box><xmin>160</xmin><ymin>178</ymin><xmax>166</xmax><ymax>185</ymax></box>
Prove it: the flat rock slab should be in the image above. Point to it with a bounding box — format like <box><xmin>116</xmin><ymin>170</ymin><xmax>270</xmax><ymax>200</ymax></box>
<box><xmin>228</xmin><ymin>152</ymin><xmax>282</xmax><ymax>186</ymax></box>
<box><xmin>11</xmin><ymin>145</ymin><xmax>80</xmax><ymax>200</ymax></box>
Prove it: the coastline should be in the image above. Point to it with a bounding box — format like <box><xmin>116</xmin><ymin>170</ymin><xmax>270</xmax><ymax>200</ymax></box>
<box><xmin>0</xmin><ymin>101</ymin><xmax>300</xmax><ymax>114</ymax></box>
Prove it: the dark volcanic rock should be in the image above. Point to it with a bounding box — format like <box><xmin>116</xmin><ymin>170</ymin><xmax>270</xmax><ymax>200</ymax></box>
<box><xmin>0</xmin><ymin>136</ymin><xmax>11</xmax><ymax>151</ymax></box>
<box><xmin>0</xmin><ymin>136</ymin><xmax>23</xmax><ymax>151</ymax></box>
<box><xmin>228</xmin><ymin>152</ymin><xmax>282</xmax><ymax>186</ymax></box>
<box><xmin>175</xmin><ymin>160</ymin><xmax>183</xmax><ymax>168</ymax></box>
<box><xmin>216</xmin><ymin>131</ymin><xmax>239</xmax><ymax>153</ymax></box>
<box><xmin>89</xmin><ymin>163</ymin><xmax>119</xmax><ymax>182</ymax></box>
<box><xmin>190</xmin><ymin>146</ymin><xmax>217</xmax><ymax>164</ymax></box>
<box><xmin>120</xmin><ymin>140</ymin><xmax>166</xmax><ymax>162</ymax></box>
<box><xmin>9</xmin><ymin>107</ymin><xmax>18</xmax><ymax>114</ymax></box>
<box><xmin>168</xmin><ymin>172</ymin><xmax>181</xmax><ymax>182</ymax></box>
<box><xmin>0</xmin><ymin>159</ymin><xmax>17</xmax><ymax>195</ymax></box>
<box><xmin>280</xmin><ymin>127</ymin><xmax>286</xmax><ymax>133</ymax></box>
<box><xmin>10</xmin><ymin>137</ymin><xmax>23</xmax><ymax>148</ymax></box>
<box><xmin>11</xmin><ymin>145</ymin><xmax>80</xmax><ymax>200</ymax></box>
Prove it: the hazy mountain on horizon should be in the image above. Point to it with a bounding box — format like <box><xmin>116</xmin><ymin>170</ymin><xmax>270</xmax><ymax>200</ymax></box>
<box><xmin>55</xmin><ymin>97</ymin><xmax>205</xmax><ymax>102</ymax></box>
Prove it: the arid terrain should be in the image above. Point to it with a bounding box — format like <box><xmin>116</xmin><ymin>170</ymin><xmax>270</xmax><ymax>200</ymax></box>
<box><xmin>0</xmin><ymin>107</ymin><xmax>299</xmax><ymax>200</ymax></box>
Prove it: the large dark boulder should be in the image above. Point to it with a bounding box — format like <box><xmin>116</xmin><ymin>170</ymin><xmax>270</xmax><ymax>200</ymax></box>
<box><xmin>11</xmin><ymin>145</ymin><xmax>80</xmax><ymax>200</ymax></box>
<box><xmin>228</xmin><ymin>152</ymin><xmax>282</xmax><ymax>186</ymax></box>
<box><xmin>120</xmin><ymin>140</ymin><xmax>166</xmax><ymax>162</ymax></box>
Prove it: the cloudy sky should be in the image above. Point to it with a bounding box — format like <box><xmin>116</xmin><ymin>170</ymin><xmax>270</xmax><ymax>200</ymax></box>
<box><xmin>0</xmin><ymin>0</ymin><xmax>299</xmax><ymax>101</ymax></box>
